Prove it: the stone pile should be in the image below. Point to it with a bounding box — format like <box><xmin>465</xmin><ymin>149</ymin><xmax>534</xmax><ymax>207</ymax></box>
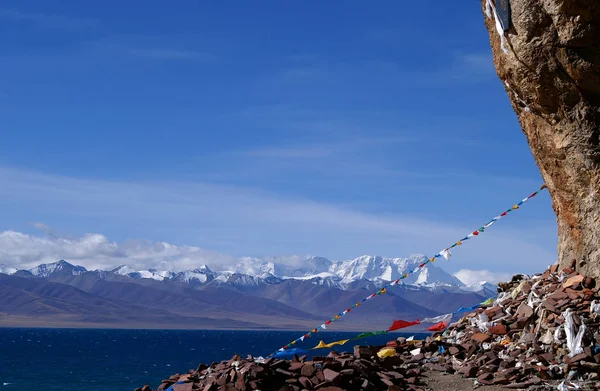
<box><xmin>420</xmin><ymin>263</ymin><xmax>600</xmax><ymax>389</ymax></box>
<box><xmin>136</xmin><ymin>345</ymin><xmax>427</xmax><ymax>391</ymax></box>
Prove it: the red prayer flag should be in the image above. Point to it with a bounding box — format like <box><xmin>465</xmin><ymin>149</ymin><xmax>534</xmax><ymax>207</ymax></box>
<box><xmin>427</xmin><ymin>321</ymin><xmax>448</xmax><ymax>331</ymax></box>
<box><xmin>388</xmin><ymin>319</ymin><xmax>421</xmax><ymax>331</ymax></box>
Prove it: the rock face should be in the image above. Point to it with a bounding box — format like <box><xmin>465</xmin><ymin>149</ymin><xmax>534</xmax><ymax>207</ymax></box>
<box><xmin>481</xmin><ymin>0</ymin><xmax>600</xmax><ymax>277</ymax></box>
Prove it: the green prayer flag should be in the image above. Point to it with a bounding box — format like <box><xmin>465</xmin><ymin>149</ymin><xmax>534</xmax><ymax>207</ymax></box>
<box><xmin>354</xmin><ymin>330</ymin><xmax>387</xmax><ymax>339</ymax></box>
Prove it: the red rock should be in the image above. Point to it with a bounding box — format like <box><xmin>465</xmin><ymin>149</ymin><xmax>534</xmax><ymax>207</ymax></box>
<box><xmin>301</xmin><ymin>364</ymin><xmax>316</xmax><ymax>377</ymax></box>
<box><xmin>563</xmin><ymin>275</ymin><xmax>584</xmax><ymax>288</ymax></box>
<box><xmin>488</xmin><ymin>324</ymin><xmax>508</xmax><ymax>335</ymax></box>
<box><xmin>235</xmin><ymin>374</ymin><xmax>246</xmax><ymax>391</ymax></box>
<box><xmin>477</xmin><ymin>373</ymin><xmax>494</xmax><ymax>385</ymax></box>
<box><xmin>566</xmin><ymin>353</ymin><xmax>589</xmax><ymax>364</ymax></box>
<box><xmin>548</xmin><ymin>291</ymin><xmax>569</xmax><ymax>300</ymax></box>
<box><xmin>471</xmin><ymin>333</ymin><xmax>491</xmax><ymax>343</ymax></box>
<box><xmin>462</xmin><ymin>364</ymin><xmax>478</xmax><ymax>377</ymax></box>
<box><xmin>298</xmin><ymin>377</ymin><xmax>312</xmax><ymax>389</ymax></box>
<box><xmin>172</xmin><ymin>383</ymin><xmax>193</xmax><ymax>391</ymax></box>
<box><xmin>323</xmin><ymin>369</ymin><xmax>340</xmax><ymax>382</ymax></box>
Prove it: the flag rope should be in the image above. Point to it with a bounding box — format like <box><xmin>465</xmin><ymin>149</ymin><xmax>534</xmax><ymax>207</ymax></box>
<box><xmin>268</xmin><ymin>185</ymin><xmax>547</xmax><ymax>357</ymax></box>
<box><xmin>271</xmin><ymin>296</ymin><xmax>495</xmax><ymax>357</ymax></box>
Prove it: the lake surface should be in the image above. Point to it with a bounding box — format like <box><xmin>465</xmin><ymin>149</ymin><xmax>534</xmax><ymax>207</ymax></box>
<box><xmin>0</xmin><ymin>328</ymin><xmax>428</xmax><ymax>391</ymax></box>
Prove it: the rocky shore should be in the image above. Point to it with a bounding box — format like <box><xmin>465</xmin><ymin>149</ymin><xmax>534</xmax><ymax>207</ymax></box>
<box><xmin>136</xmin><ymin>263</ymin><xmax>600</xmax><ymax>391</ymax></box>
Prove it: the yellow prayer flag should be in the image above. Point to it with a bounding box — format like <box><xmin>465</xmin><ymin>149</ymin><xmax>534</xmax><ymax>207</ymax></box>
<box><xmin>312</xmin><ymin>339</ymin><xmax>350</xmax><ymax>349</ymax></box>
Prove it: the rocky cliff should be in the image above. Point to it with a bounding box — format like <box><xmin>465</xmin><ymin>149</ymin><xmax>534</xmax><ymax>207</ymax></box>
<box><xmin>481</xmin><ymin>0</ymin><xmax>600</xmax><ymax>277</ymax></box>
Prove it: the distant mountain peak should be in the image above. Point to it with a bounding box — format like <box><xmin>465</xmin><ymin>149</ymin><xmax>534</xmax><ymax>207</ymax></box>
<box><xmin>13</xmin><ymin>253</ymin><xmax>475</xmax><ymax>290</ymax></box>
<box><xmin>193</xmin><ymin>264</ymin><xmax>213</xmax><ymax>273</ymax></box>
<box><xmin>28</xmin><ymin>259</ymin><xmax>87</xmax><ymax>277</ymax></box>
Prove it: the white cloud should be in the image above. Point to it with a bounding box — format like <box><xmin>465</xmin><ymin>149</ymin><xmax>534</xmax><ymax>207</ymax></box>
<box><xmin>453</xmin><ymin>269</ymin><xmax>514</xmax><ymax>285</ymax></box>
<box><xmin>0</xmin><ymin>230</ymin><xmax>235</xmax><ymax>272</ymax></box>
<box><xmin>0</xmin><ymin>166</ymin><xmax>557</xmax><ymax>273</ymax></box>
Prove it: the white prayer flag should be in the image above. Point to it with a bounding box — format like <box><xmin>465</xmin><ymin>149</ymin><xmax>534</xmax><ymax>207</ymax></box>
<box><xmin>440</xmin><ymin>249</ymin><xmax>452</xmax><ymax>261</ymax></box>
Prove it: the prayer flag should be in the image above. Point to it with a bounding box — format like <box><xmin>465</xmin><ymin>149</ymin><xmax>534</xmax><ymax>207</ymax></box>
<box><xmin>354</xmin><ymin>331</ymin><xmax>387</xmax><ymax>339</ymax></box>
<box><xmin>388</xmin><ymin>319</ymin><xmax>421</xmax><ymax>331</ymax></box>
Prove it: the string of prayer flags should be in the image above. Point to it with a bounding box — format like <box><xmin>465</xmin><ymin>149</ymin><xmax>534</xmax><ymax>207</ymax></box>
<box><xmin>308</xmin><ymin>297</ymin><xmax>496</xmax><ymax>350</ymax></box>
<box><xmin>388</xmin><ymin>319</ymin><xmax>421</xmax><ymax>332</ymax></box>
<box><xmin>454</xmin><ymin>304</ymin><xmax>481</xmax><ymax>314</ymax></box>
<box><xmin>269</xmin><ymin>185</ymin><xmax>547</xmax><ymax>357</ymax></box>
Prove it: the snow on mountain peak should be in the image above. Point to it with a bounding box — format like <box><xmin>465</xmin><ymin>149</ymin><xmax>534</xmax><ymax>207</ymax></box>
<box><xmin>193</xmin><ymin>264</ymin><xmax>212</xmax><ymax>273</ymax></box>
<box><xmin>112</xmin><ymin>265</ymin><xmax>175</xmax><ymax>281</ymax></box>
<box><xmin>29</xmin><ymin>260</ymin><xmax>87</xmax><ymax>277</ymax></box>
<box><xmin>12</xmin><ymin>252</ymin><xmax>470</xmax><ymax>289</ymax></box>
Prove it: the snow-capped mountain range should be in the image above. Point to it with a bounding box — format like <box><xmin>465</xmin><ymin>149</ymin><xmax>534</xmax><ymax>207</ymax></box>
<box><xmin>0</xmin><ymin>255</ymin><xmax>497</xmax><ymax>293</ymax></box>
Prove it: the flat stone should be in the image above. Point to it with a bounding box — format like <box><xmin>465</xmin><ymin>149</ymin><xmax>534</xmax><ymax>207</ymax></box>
<box><xmin>477</xmin><ymin>373</ymin><xmax>494</xmax><ymax>385</ymax></box>
<box><xmin>289</xmin><ymin>362</ymin><xmax>303</xmax><ymax>371</ymax></box>
<box><xmin>489</xmin><ymin>324</ymin><xmax>508</xmax><ymax>335</ymax></box>
<box><xmin>298</xmin><ymin>376</ymin><xmax>312</xmax><ymax>389</ymax></box>
<box><xmin>563</xmin><ymin>275</ymin><xmax>584</xmax><ymax>289</ymax></box>
<box><xmin>484</xmin><ymin>306</ymin><xmax>503</xmax><ymax>317</ymax></box>
<box><xmin>301</xmin><ymin>364</ymin><xmax>316</xmax><ymax>377</ymax></box>
<box><xmin>172</xmin><ymin>383</ymin><xmax>194</xmax><ymax>391</ymax></box>
<box><xmin>471</xmin><ymin>333</ymin><xmax>491</xmax><ymax>343</ymax></box>
<box><xmin>322</xmin><ymin>369</ymin><xmax>339</xmax><ymax>382</ymax></box>
<box><xmin>515</xmin><ymin>303</ymin><xmax>534</xmax><ymax>320</ymax></box>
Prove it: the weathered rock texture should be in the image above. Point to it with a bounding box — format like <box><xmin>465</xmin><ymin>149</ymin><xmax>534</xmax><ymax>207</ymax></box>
<box><xmin>481</xmin><ymin>0</ymin><xmax>600</xmax><ymax>277</ymax></box>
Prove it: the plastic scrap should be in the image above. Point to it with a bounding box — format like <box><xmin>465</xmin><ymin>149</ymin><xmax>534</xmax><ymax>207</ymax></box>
<box><xmin>500</xmin><ymin>337</ymin><xmax>511</xmax><ymax>346</ymax></box>
<box><xmin>563</xmin><ymin>309</ymin><xmax>585</xmax><ymax>357</ymax></box>
<box><xmin>557</xmin><ymin>380</ymin><xmax>581</xmax><ymax>391</ymax></box>
<box><xmin>484</xmin><ymin>0</ymin><xmax>509</xmax><ymax>54</ymax></box>
<box><xmin>471</xmin><ymin>312</ymin><xmax>492</xmax><ymax>332</ymax></box>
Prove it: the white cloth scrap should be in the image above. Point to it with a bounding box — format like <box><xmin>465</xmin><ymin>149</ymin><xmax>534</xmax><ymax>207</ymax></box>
<box><xmin>485</xmin><ymin>0</ymin><xmax>509</xmax><ymax>54</ymax></box>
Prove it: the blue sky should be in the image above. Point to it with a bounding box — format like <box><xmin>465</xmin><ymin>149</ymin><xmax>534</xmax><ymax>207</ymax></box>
<box><xmin>0</xmin><ymin>1</ymin><xmax>557</xmax><ymax>279</ymax></box>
